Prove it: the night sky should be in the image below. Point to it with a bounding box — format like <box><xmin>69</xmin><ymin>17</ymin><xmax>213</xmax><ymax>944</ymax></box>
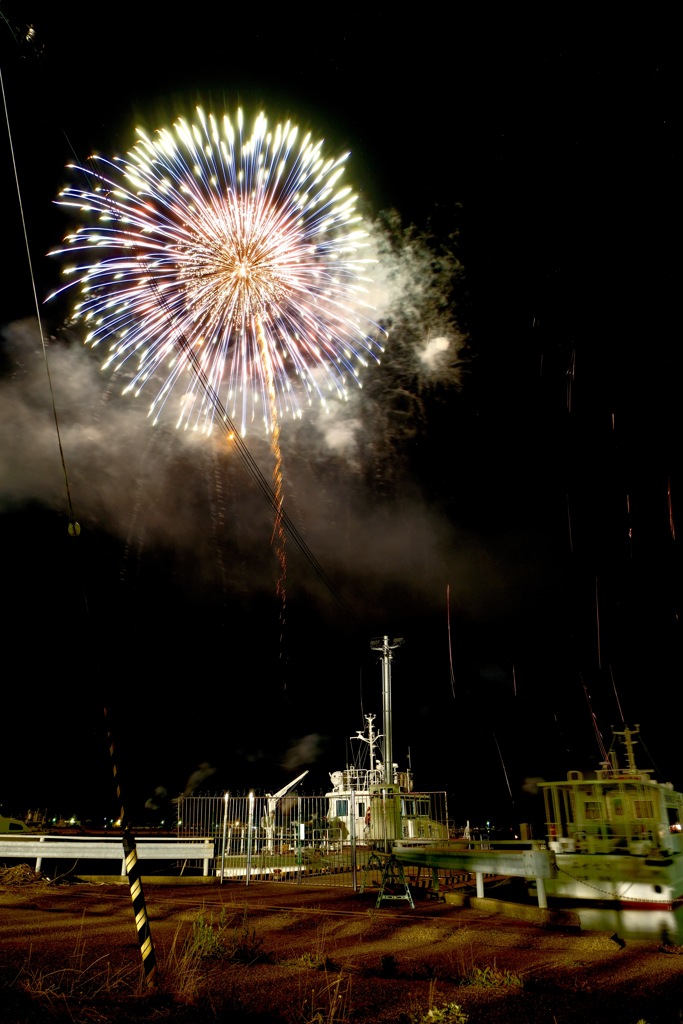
<box><xmin>0</xmin><ymin>9</ymin><xmax>679</xmax><ymax>830</ymax></box>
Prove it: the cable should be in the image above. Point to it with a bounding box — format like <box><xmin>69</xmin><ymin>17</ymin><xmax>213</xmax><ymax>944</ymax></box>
<box><xmin>1</xmin><ymin>12</ymin><xmax>353</xmax><ymax>618</ymax></box>
<box><xmin>1</xmin><ymin>59</ymin><xmax>80</xmax><ymax>538</ymax></box>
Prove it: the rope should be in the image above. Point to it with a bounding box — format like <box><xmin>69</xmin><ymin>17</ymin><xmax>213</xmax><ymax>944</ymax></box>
<box><xmin>557</xmin><ymin>864</ymin><xmax>675</xmax><ymax>905</ymax></box>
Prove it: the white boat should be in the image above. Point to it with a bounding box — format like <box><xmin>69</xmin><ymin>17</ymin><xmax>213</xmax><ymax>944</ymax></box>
<box><xmin>324</xmin><ymin>636</ymin><xmax>449</xmax><ymax>847</ymax></box>
<box><xmin>534</xmin><ymin>725</ymin><xmax>683</xmax><ymax>943</ymax></box>
<box><xmin>324</xmin><ymin>717</ymin><xmax>450</xmax><ymax>846</ymax></box>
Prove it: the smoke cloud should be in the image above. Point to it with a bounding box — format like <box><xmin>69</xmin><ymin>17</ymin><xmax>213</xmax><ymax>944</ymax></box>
<box><xmin>0</xmin><ymin>216</ymin><xmax>532</xmax><ymax>634</ymax></box>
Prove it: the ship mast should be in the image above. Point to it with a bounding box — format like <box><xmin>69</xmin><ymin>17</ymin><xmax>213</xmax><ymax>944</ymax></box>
<box><xmin>370</xmin><ymin>635</ymin><xmax>404</xmax><ymax>783</ymax></box>
<box><xmin>353</xmin><ymin>714</ymin><xmax>380</xmax><ymax>772</ymax></box>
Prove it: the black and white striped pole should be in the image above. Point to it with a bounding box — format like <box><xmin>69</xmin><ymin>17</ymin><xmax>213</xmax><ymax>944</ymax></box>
<box><xmin>122</xmin><ymin>829</ymin><xmax>157</xmax><ymax>985</ymax></box>
<box><xmin>104</xmin><ymin>707</ymin><xmax>157</xmax><ymax>987</ymax></box>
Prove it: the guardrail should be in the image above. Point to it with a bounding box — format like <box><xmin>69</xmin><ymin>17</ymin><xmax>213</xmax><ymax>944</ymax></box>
<box><xmin>0</xmin><ymin>835</ymin><xmax>215</xmax><ymax>876</ymax></box>
<box><xmin>391</xmin><ymin>840</ymin><xmax>557</xmax><ymax>907</ymax></box>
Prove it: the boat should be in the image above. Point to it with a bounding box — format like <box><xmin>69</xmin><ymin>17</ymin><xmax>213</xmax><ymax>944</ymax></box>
<box><xmin>324</xmin><ymin>636</ymin><xmax>449</xmax><ymax>847</ymax></box>
<box><xmin>166</xmin><ymin>637</ymin><xmax>683</xmax><ymax>947</ymax></box>
<box><xmin>325</xmin><ymin>712</ymin><xmax>449</xmax><ymax>846</ymax></box>
<box><xmin>531</xmin><ymin>725</ymin><xmax>683</xmax><ymax>943</ymax></box>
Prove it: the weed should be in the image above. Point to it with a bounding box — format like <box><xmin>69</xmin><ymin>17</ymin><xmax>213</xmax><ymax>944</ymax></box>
<box><xmin>166</xmin><ymin>924</ymin><xmax>212</xmax><ymax>1003</ymax></box>
<box><xmin>187</xmin><ymin>907</ymin><xmax>231</xmax><ymax>960</ymax></box>
<box><xmin>460</xmin><ymin>962</ymin><xmax>523</xmax><ymax>989</ymax></box>
<box><xmin>19</xmin><ymin>954</ymin><xmax>141</xmax><ymax>1002</ymax></box>
<box><xmin>408</xmin><ymin>980</ymin><xmax>468</xmax><ymax>1023</ymax></box>
<box><xmin>160</xmin><ymin>906</ymin><xmax>269</xmax><ymax>1009</ymax></box>
<box><xmin>15</xmin><ymin>932</ymin><xmax>143</xmax><ymax>1018</ymax></box>
<box><xmin>184</xmin><ymin>906</ymin><xmax>268</xmax><ymax>965</ymax></box>
<box><xmin>230</xmin><ymin>908</ymin><xmax>268</xmax><ymax>964</ymax></box>
<box><xmin>286</xmin><ymin>969</ymin><xmax>351</xmax><ymax>1023</ymax></box>
<box><xmin>294</xmin><ymin>951</ymin><xmax>327</xmax><ymax>969</ymax></box>
<box><xmin>282</xmin><ymin>919</ymin><xmax>339</xmax><ymax>973</ymax></box>
<box><xmin>292</xmin><ymin>950</ymin><xmax>338</xmax><ymax>971</ymax></box>
<box><xmin>409</xmin><ymin>1004</ymin><xmax>469</xmax><ymax>1024</ymax></box>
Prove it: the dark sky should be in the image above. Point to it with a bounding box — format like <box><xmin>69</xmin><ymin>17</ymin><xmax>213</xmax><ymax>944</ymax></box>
<box><xmin>0</xmin><ymin>8</ymin><xmax>679</xmax><ymax>828</ymax></box>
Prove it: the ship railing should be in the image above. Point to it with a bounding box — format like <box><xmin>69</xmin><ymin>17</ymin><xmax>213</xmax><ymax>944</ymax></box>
<box><xmin>342</xmin><ymin>768</ymin><xmax>383</xmax><ymax>789</ymax></box>
<box><xmin>549</xmin><ymin>821</ymin><xmax>662</xmax><ymax>855</ymax></box>
<box><xmin>595</xmin><ymin>768</ymin><xmax>654</xmax><ymax>781</ymax></box>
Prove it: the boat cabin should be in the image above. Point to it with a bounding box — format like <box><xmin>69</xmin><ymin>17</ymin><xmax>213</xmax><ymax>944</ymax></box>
<box><xmin>540</xmin><ymin>728</ymin><xmax>683</xmax><ymax>855</ymax></box>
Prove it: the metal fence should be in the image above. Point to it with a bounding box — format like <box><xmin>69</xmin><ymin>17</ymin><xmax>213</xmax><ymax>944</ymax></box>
<box><xmin>176</xmin><ymin>791</ymin><xmax>450</xmax><ymax>888</ymax></box>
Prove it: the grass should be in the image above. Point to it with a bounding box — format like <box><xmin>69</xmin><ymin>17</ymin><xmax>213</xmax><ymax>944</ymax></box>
<box><xmin>184</xmin><ymin>906</ymin><xmax>269</xmax><ymax>964</ymax></box>
<box><xmin>459</xmin><ymin>962</ymin><xmax>524</xmax><ymax>989</ymax></box>
<box><xmin>15</xmin><ymin>924</ymin><xmax>143</xmax><ymax>1009</ymax></box>
<box><xmin>153</xmin><ymin>907</ymin><xmax>351</xmax><ymax>1021</ymax></box>
<box><xmin>9</xmin><ymin>907</ymin><xmax>272</xmax><ymax>1021</ymax></box>
<box><xmin>409</xmin><ymin>1004</ymin><xmax>469</xmax><ymax>1024</ymax></box>
<box><xmin>285</xmin><ymin>971</ymin><xmax>352</xmax><ymax>1023</ymax></box>
<box><xmin>17</xmin><ymin>948</ymin><xmax>142</xmax><ymax>1005</ymax></box>
<box><xmin>3</xmin><ymin>904</ymin><xmax>659</xmax><ymax>1024</ymax></box>
<box><xmin>159</xmin><ymin>905</ymin><xmax>273</xmax><ymax>1012</ymax></box>
<box><xmin>407</xmin><ymin>980</ymin><xmax>469</xmax><ymax>1023</ymax></box>
<box><xmin>284</xmin><ymin>920</ymin><xmax>340</xmax><ymax>973</ymax></box>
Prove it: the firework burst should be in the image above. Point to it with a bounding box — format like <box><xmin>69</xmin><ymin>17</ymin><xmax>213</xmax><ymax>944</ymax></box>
<box><xmin>50</xmin><ymin>106</ymin><xmax>386</xmax><ymax>439</ymax></box>
<box><xmin>49</xmin><ymin>107</ymin><xmax>389</xmax><ymax>617</ymax></box>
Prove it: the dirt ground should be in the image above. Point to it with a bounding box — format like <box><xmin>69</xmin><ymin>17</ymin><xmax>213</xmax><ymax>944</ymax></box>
<box><xmin>1</xmin><ymin>867</ymin><xmax>683</xmax><ymax>1023</ymax></box>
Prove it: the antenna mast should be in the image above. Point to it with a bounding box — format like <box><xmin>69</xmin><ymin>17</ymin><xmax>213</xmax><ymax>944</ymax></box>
<box><xmin>370</xmin><ymin>635</ymin><xmax>404</xmax><ymax>782</ymax></box>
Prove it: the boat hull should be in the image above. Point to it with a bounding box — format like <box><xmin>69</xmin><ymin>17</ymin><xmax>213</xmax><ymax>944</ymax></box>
<box><xmin>535</xmin><ymin>850</ymin><xmax>683</xmax><ymax>943</ymax></box>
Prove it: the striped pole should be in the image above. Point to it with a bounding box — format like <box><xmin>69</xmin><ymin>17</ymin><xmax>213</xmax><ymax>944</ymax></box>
<box><xmin>104</xmin><ymin>707</ymin><xmax>157</xmax><ymax>987</ymax></box>
<box><xmin>122</xmin><ymin>829</ymin><xmax>157</xmax><ymax>985</ymax></box>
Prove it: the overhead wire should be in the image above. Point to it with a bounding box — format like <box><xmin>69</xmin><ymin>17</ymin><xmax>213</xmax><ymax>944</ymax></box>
<box><xmin>2</xmin><ymin>20</ymin><xmax>158</xmax><ymax>985</ymax></box>
<box><xmin>1</xmin><ymin>12</ymin><xmax>354</xmax><ymax>620</ymax></box>
<box><xmin>0</xmin><ymin>54</ymin><xmax>80</xmax><ymax>538</ymax></box>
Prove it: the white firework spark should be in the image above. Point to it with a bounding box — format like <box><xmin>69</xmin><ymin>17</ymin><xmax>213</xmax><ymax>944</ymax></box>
<box><xmin>50</xmin><ymin>107</ymin><xmax>386</xmax><ymax>439</ymax></box>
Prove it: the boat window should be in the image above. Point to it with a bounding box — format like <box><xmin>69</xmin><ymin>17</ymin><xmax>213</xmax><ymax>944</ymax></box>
<box><xmin>358</xmin><ymin>803</ymin><xmax>365</xmax><ymax>818</ymax></box>
<box><xmin>611</xmin><ymin>797</ymin><xmax>624</xmax><ymax>816</ymax></box>
<box><xmin>584</xmin><ymin>802</ymin><xmax>601</xmax><ymax>820</ymax></box>
<box><xmin>334</xmin><ymin>800</ymin><xmax>348</xmax><ymax>816</ymax></box>
<box><xmin>667</xmin><ymin>807</ymin><xmax>682</xmax><ymax>831</ymax></box>
<box><xmin>633</xmin><ymin>800</ymin><xmax>654</xmax><ymax>819</ymax></box>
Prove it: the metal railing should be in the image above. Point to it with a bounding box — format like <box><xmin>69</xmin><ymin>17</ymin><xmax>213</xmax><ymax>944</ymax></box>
<box><xmin>176</xmin><ymin>791</ymin><xmax>450</xmax><ymax>887</ymax></box>
<box><xmin>0</xmin><ymin>835</ymin><xmax>215</xmax><ymax>875</ymax></box>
